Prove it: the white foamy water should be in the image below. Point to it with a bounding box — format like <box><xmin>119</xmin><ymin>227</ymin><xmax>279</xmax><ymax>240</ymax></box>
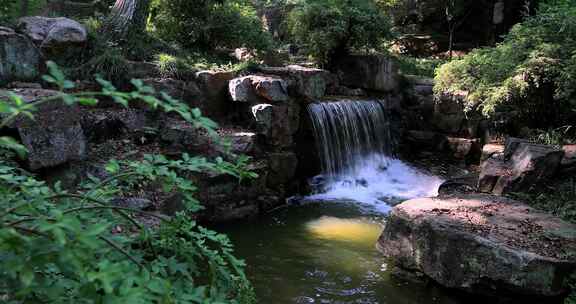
<box><xmin>306</xmin><ymin>100</ymin><xmax>443</xmax><ymax>213</ymax></box>
<box><xmin>307</xmin><ymin>156</ymin><xmax>443</xmax><ymax>213</ymax></box>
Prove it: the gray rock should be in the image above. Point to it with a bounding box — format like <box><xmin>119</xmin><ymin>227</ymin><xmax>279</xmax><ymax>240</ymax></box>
<box><xmin>111</xmin><ymin>197</ymin><xmax>153</xmax><ymax>210</ymax></box>
<box><xmin>378</xmin><ymin>194</ymin><xmax>576</xmax><ymax>297</ymax></box>
<box><xmin>43</xmin><ymin>161</ymin><xmax>109</xmax><ymax>189</ymax></box>
<box><xmin>258</xmin><ymin>65</ymin><xmax>330</xmax><ymax>100</ymax></box>
<box><xmin>1</xmin><ymin>89</ymin><xmax>87</xmax><ymax>170</ymax></box>
<box><xmin>82</xmin><ymin>108</ymin><xmax>148</xmax><ymax>141</ymax></box>
<box><xmin>229</xmin><ymin>75</ymin><xmax>289</xmax><ymax>103</ymax></box>
<box><xmin>413</xmin><ymin>84</ymin><xmax>434</xmax><ymax>96</ymax></box>
<box><xmin>254</xmin><ymin>77</ymin><xmax>289</xmax><ymax>102</ymax></box>
<box><xmin>430</xmin><ymin>90</ymin><xmax>475</xmax><ymax>135</ymax></box>
<box><xmin>327</xmin><ymin>85</ymin><xmax>366</xmax><ymax>96</ymax></box>
<box><xmin>142</xmin><ymin>78</ymin><xmax>203</xmax><ymax>106</ymax></box>
<box><xmin>0</xmin><ymin>27</ymin><xmax>42</xmax><ymax>86</ymax></box>
<box><xmin>561</xmin><ymin>145</ymin><xmax>576</xmax><ymax>174</ymax></box>
<box><xmin>17</xmin><ymin>16</ymin><xmax>87</xmax><ymax>61</ymax></box>
<box><xmin>252</xmin><ymin>102</ymin><xmax>299</xmax><ymax>148</ymax></box>
<box><xmin>404</xmin><ymin>130</ymin><xmax>447</xmax><ymax>151</ymax></box>
<box><xmin>446</xmin><ymin>137</ymin><xmax>481</xmax><ymax>160</ymax></box>
<box><xmin>431</xmin><ymin>113</ymin><xmax>465</xmax><ymax>134</ymax></box>
<box><xmin>17</xmin><ymin>16</ymin><xmax>87</xmax><ymax>47</ymax></box>
<box><xmin>478</xmin><ymin>156</ymin><xmax>510</xmax><ymax>193</ymax></box>
<box><xmin>503</xmin><ymin>137</ymin><xmax>532</xmax><ymax>159</ymax></box>
<box><xmin>159</xmin><ymin>119</ymin><xmax>213</xmax><ymax>154</ymax></box>
<box><xmin>437</xmin><ymin>175</ymin><xmax>478</xmax><ymax>196</ymax></box>
<box><xmin>478</xmin><ymin>139</ymin><xmax>564</xmax><ymax>195</ymax></box>
<box><xmin>6</xmin><ymin>81</ymin><xmax>43</xmax><ymax>89</ymax></box>
<box><xmin>229</xmin><ymin>76</ymin><xmax>254</xmax><ymax>102</ymax></box>
<box><xmin>195</xmin><ymin>70</ymin><xmax>236</xmax><ymax>118</ymax></box>
<box><xmin>268</xmin><ymin>152</ymin><xmax>298</xmax><ymax>187</ymax></box>
<box><xmin>220</xmin><ymin>132</ymin><xmax>258</xmax><ymax>155</ymax></box>
<box><xmin>481</xmin><ymin>143</ymin><xmax>505</xmax><ymax>162</ymax></box>
<box><xmin>334</xmin><ymin>55</ymin><xmax>399</xmax><ymax>92</ymax></box>
<box><xmin>126</xmin><ymin>61</ymin><xmax>160</xmax><ymax>79</ymax></box>
<box><xmin>213</xmin><ymin>202</ymin><xmax>259</xmax><ymax>222</ymax></box>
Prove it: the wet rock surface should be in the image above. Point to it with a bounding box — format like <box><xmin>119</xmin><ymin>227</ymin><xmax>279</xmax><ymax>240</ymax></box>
<box><xmin>378</xmin><ymin>193</ymin><xmax>576</xmax><ymax>297</ymax></box>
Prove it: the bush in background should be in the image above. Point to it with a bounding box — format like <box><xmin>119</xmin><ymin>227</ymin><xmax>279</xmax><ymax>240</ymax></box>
<box><xmin>434</xmin><ymin>0</ymin><xmax>576</xmax><ymax>129</ymax></box>
<box><xmin>287</xmin><ymin>0</ymin><xmax>392</xmax><ymax>66</ymax></box>
<box><xmin>150</xmin><ymin>0</ymin><xmax>272</xmax><ymax>53</ymax></box>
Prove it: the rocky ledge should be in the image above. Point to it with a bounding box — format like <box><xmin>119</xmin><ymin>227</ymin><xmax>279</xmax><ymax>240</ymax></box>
<box><xmin>377</xmin><ymin>193</ymin><xmax>576</xmax><ymax>298</ymax></box>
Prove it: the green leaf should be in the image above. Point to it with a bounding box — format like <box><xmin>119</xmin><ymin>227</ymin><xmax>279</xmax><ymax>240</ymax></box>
<box><xmin>0</xmin><ymin>136</ymin><xmax>28</xmax><ymax>158</ymax></box>
<box><xmin>105</xmin><ymin>160</ymin><xmax>120</xmax><ymax>174</ymax></box>
<box><xmin>46</xmin><ymin>61</ymin><xmax>65</xmax><ymax>83</ymax></box>
<box><xmin>20</xmin><ymin>266</ymin><xmax>34</xmax><ymax>287</ymax></box>
<box><xmin>113</xmin><ymin>96</ymin><xmax>129</xmax><ymax>108</ymax></box>
<box><xmin>42</xmin><ymin>75</ymin><xmax>57</xmax><ymax>84</ymax></box>
<box><xmin>192</xmin><ymin>108</ymin><xmax>202</xmax><ymax>118</ymax></box>
<box><xmin>78</xmin><ymin>98</ymin><xmax>98</xmax><ymax>106</ymax></box>
<box><xmin>131</xmin><ymin>79</ymin><xmax>144</xmax><ymax>89</ymax></box>
<box><xmin>0</xmin><ymin>100</ymin><xmax>12</xmax><ymax>113</ymax></box>
<box><xmin>63</xmin><ymin>80</ymin><xmax>76</xmax><ymax>89</ymax></box>
<box><xmin>9</xmin><ymin>92</ymin><xmax>24</xmax><ymax>106</ymax></box>
<box><xmin>62</xmin><ymin>94</ymin><xmax>75</xmax><ymax>106</ymax></box>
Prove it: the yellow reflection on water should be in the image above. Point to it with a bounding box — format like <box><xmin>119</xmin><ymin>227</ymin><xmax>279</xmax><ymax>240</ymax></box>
<box><xmin>305</xmin><ymin>216</ymin><xmax>382</xmax><ymax>245</ymax></box>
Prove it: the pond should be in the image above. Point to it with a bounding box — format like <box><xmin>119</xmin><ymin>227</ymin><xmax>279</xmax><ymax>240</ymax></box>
<box><xmin>217</xmin><ymin>200</ymin><xmax>489</xmax><ymax>304</ymax></box>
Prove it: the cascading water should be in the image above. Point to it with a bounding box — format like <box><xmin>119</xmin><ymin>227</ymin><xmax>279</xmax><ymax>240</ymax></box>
<box><xmin>307</xmin><ymin>99</ymin><xmax>443</xmax><ymax>213</ymax></box>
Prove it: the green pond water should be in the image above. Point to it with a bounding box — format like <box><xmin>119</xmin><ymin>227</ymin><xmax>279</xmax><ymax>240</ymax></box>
<box><xmin>216</xmin><ymin>201</ymin><xmax>487</xmax><ymax>304</ymax></box>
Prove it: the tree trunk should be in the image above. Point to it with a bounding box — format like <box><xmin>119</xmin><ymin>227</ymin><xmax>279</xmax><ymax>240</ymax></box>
<box><xmin>448</xmin><ymin>25</ymin><xmax>454</xmax><ymax>59</ymax></box>
<box><xmin>103</xmin><ymin>0</ymin><xmax>151</xmax><ymax>40</ymax></box>
<box><xmin>19</xmin><ymin>0</ymin><xmax>29</xmax><ymax>17</ymax></box>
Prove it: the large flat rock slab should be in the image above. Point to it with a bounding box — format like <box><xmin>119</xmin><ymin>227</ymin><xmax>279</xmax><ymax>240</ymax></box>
<box><xmin>378</xmin><ymin>194</ymin><xmax>576</xmax><ymax>297</ymax></box>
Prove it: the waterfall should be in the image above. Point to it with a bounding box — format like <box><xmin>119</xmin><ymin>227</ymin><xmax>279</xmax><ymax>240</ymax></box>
<box><xmin>308</xmin><ymin>100</ymin><xmax>395</xmax><ymax>178</ymax></box>
<box><xmin>306</xmin><ymin>100</ymin><xmax>443</xmax><ymax>212</ymax></box>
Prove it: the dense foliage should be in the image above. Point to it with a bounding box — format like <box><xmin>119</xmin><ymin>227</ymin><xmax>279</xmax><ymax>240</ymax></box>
<box><xmin>434</xmin><ymin>0</ymin><xmax>576</xmax><ymax>128</ymax></box>
<box><xmin>0</xmin><ymin>63</ymin><xmax>257</xmax><ymax>303</ymax></box>
<box><xmin>0</xmin><ymin>0</ymin><xmax>15</xmax><ymax>22</ymax></box>
<box><xmin>287</xmin><ymin>0</ymin><xmax>392</xmax><ymax>66</ymax></box>
<box><xmin>150</xmin><ymin>0</ymin><xmax>272</xmax><ymax>52</ymax></box>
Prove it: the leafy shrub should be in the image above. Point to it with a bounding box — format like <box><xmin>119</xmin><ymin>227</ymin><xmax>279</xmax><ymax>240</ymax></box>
<box><xmin>394</xmin><ymin>55</ymin><xmax>447</xmax><ymax>77</ymax></box>
<box><xmin>434</xmin><ymin>0</ymin><xmax>576</xmax><ymax>127</ymax></box>
<box><xmin>66</xmin><ymin>48</ymin><xmax>131</xmax><ymax>84</ymax></box>
<box><xmin>0</xmin><ymin>62</ymin><xmax>257</xmax><ymax>303</ymax></box>
<box><xmin>155</xmin><ymin>53</ymin><xmax>187</xmax><ymax>78</ymax></box>
<box><xmin>529</xmin><ymin>125</ymin><xmax>575</xmax><ymax>146</ymax></box>
<box><xmin>150</xmin><ymin>0</ymin><xmax>272</xmax><ymax>53</ymax></box>
<box><xmin>287</xmin><ymin>0</ymin><xmax>392</xmax><ymax>66</ymax></box>
<box><xmin>0</xmin><ymin>0</ymin><xmax>16</xmax><ymax>22</ymax></box>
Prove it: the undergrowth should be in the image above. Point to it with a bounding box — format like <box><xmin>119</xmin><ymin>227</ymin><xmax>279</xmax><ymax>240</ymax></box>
<box><xmin>394</xmin><ymin>55</ymin><xmax>447</xmax><ymax>78</ymax></box>
<box><xmin>0</xmin><ymin>62</ymin><xmax>257</xmax><ymax>303</ymax></box>
<box><xmin>512</xmin><ymin>177</ymin><xmax>576</xmax><ymax>225</ymax></box>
